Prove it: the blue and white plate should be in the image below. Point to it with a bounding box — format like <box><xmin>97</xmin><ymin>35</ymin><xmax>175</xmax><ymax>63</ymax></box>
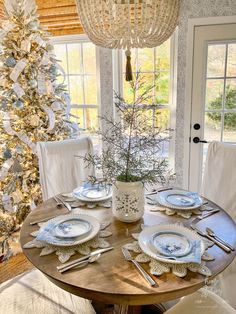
<box><xmin>36</xmin><ymin>214</ymin><xmax>100</xmax><ymax>247</ymax></box>
<box><xmin>73</xmin><ymin>183</ymin><xmax>112</xmax><ymax>202</ymax></box>
<box><xmin>53</xmin><ymin>217</ymin><xmax>91</xmax><ymax>239</ymax></box>
<box><xmin>139</xmin><ymin>224</ymin><xmax>204</xmax><ymax>264</ymax></box>
<box><xmin>151</xmin><ymin>231</ymin><xmax>192</xmax><ymax>257</ymax></box>
<box><xmin>157</xmin><ymin>189</ymin><xmax>203</xmax><ymax>210</ymax></box>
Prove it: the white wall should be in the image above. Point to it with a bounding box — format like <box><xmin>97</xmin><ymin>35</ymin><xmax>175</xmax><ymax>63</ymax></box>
<box><xmin>175</xmin><ymin>0</ymin><xmax>236</xmax><ymax>187</ymax></box>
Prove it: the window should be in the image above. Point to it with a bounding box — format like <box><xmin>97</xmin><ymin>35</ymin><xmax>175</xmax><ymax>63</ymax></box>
<box><xmin>53</xmin><ymin>37</ymin><xmax>98</xmax><ymax>133</ymax></box>
<box><xmin>114</xmin><ymin>37</ymin><xmax>176</xmax><ymax>163</ymax></box>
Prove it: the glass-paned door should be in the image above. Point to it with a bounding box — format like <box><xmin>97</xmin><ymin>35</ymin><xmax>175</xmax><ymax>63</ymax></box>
<box><xmin>189</xmin><ymin>24</ymin><xmax>236</xmax><ymax>192</ymax></box>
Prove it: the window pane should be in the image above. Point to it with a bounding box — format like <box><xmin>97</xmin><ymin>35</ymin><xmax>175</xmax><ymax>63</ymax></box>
<box><xmin>53</xmin><ymin>44</ymin><xmax>68</xmax><ymax>72</ymax></box>
<box><xmin>223</xmin><ymin>113</ymin><xmax>236</xmax><ymax>142</ymax></box>
<box><xmin>225</xmin><ymin>79</ymin><xmax>236</xmax><ymax>109</ymax></box>
<box><xmin>84</xmin><ymin>76</ymin><xmax>97</xmax><ymax>104</ymax></box>
<box><xmin>69</xmin><ymin>76</ymin><xmax>83</xmax><ymax>104</ymax></box>
<box><xmin>154</xmin><ymin>108</ymin><xmax>170</xmax><ymax>129</ymax></box>
<box><xmin>207</xmin><ymin>44</ymin><xmax>226</xmax><ymax>78</ymax></box>
<box><xmin>227</xmin><ymin>43</ymin><xmax>236</xmax><ymax>77</ymax></box>
<box><xmin>155</xmin><ymin>72</ymin><xmax>170</xmax><ymax>104</ymax></box>
<box><xmin>205</xmin><ymin>79</ymin><xmax>224</xmax><ymax>109</ymax></box>
<box><xmin>156</xmin><ymin>39</ymin><xmax>170</xmax><ymax>71</ymax></box>
<box><xmin>123</xmin><ymin>80</ymin><xmax>135</xmax><ymax>103</ymax></box>
<box><xmin>84</xmin><ymin>108</ymin><xmax>98</xmax><ymax>130</ymax></box>
<box><xmin>67</xmin><ymin>43</ymin><xmax>82</xmax><ymax>74</ymax></box>
<box><xmin>138</xmin><ymin>73</ymin><xmax>154</xmax><ymax>104</ymax></box>
<box><xmin>137</xmin><ymin>48</ymin><xmax>154</xmax><ymax>72</ymax></box>
<box><xmin>70</xmin><ymin>107</ymin><xmax>84</xmax><ymax>128</ymax></box>
<box><xmin>204</xmin><ymin>113</ymin><xmax>222</xmax><ymax>141</ymax></box>
<box><xmin>83</xmin><ymin>43</ymin><xmax>96</xmax><ymax>74</ymax></box>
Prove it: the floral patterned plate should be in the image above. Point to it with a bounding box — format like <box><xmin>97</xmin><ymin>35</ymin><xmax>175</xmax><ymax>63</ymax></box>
<box><xmin>73</xmin><ymin>183</ymin><xmax>112</xmax><ymax>202</ymax></box>
<box><xmin>139</xmin><ymin>223</ymin><xmax>204</xmax><ymax>264</ymax></box>
<box><xmin>53</xmin><ymin>217</ymin><xmax>92</xmax><ymax>238</ymax></box>
<box><xmin>157</xmin><ymin>189</ymin><xmax>203</xmax><ymax>210</ymax></box>
<box><xmin>151</xmin><ymin>231</ymin><xmax>192</xmax><ymax>257</ymax></box>
<box><xmin>36</xmin><ymin>214</ymin><xmax>100</xmax><ymax>247</ymax></box>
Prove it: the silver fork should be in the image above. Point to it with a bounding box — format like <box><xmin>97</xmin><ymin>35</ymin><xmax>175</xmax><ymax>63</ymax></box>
<box><xmin>122</xmin><ymin>247</ymin><xmax>157</xmax><ymax>287</ymax></box>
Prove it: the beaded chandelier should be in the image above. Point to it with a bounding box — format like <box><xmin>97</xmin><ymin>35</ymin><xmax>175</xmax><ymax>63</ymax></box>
<box><xmin>76</xmin><ymin>0</ymin><xmax>180</xmax><ymax>80</ymax></box>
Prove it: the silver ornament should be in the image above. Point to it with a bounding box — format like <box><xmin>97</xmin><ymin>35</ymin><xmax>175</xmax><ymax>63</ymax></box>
<box><xmin>5</xmin><ymin>57</ymin><xmax>16</xmax><ymax>67</ymax></box>
<box><xmin>13</xmin><ymin>100</ymin><xmax>24</xmax><ymax>109</ymax></box>
<box><xmin>29</xmin><ymin>79</ymin><xmax>37</xmax><ymax>88</ymax></box>
<box><xmin>27</xmin><ymin>21</ymin><xmax>38</xmax><ymax>30</ymax></box>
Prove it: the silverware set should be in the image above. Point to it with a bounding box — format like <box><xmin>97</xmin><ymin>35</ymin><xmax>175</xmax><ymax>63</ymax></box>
<box><xmin>57</xmin><ymin>247</ymin><xmax>114</xmax><ymax>273</ymax></box>
<box><xmin>190</xmin><ymin>224</ymin><xmax>234</xmax><ymax>253</ymax></box>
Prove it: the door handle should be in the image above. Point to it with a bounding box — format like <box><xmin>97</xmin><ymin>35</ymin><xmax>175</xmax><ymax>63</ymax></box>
<box><xmin>193</xmin><ymin>137</ymin><xmax>208</xmax><ymax>144</ymax></box>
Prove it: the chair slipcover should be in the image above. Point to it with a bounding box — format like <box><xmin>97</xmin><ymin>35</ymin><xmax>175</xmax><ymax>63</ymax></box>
<box><xmin>37</xmin><ymin>137</ymin><xmax>94</xmax><ymax>200</ymax></box>
<box><xmin>0</xmin><ymin>269</ymin><xmax>96</xmax><ymax>314</ymax></box>
<box><xmin>201</xmin><ymin>141</ymin><xmax>236</xmax><ymax>222</ymax></box>
<box><xmin>201</xmin><ymin>141</ymin><xmax>236</xmax><ymax>308</ymax></box>
<box><xmin>165</xmin><ymin>290</ymin><xmax>236</xmax><ymax>314</ymax></box>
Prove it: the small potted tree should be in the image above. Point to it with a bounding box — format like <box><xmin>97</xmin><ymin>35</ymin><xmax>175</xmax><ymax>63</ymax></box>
<box><xmin>83</xmin><ymin>73</ymin><xmax>172</xmax><ymax>222</ymax></box>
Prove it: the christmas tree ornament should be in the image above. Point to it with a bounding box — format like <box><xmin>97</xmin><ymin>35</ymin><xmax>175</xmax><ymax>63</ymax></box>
<box><xmin>27</xmin><ymin>20</ymin><xmax>38</xmax><ymax>30</ymax></box>
<box><xmin>49</xmin><ymin>65</ymin><xmax>58</xmax><ymax>75</ymax></box>
<box><xmin>3</xmin><ymin>148</ymin><xmax>12</xmax><ymax>159</ymax></box>
<box><xmin>13</xmin><ymin>99</ymin><xmax>24</xmax><ymax>109</ymax></box>
<box><xmin>5</xmin><ymin>56</ymin><xmax>16</xmax><ymax>67</ymax></box>
<box><xmin>29</xmin><ymin>79</ymin><xmax>37</xmax><ymax>88</ymax></box>
<box><xmin>0</xmin><ymin>100</ymin><xmax>8</xmax><ymax>110</ymax></box>
<box><xmin>15</xmin><ymin>145</ymin><xmax>23</xmax><ymax>154</ymax></box>
<box><xmin>0</xmin><ymin>213</ymin><xmax>15</xmax><ymax>236</ymax></box>
<box><xmin>29</xmin><ymin>114</ymin><xmax>40</xmax><ymax>127</ymax></box>
<box><xmin>12</xmin><ymin>159</ymin><xmax>23</xmax><ymax>173</ymax></box>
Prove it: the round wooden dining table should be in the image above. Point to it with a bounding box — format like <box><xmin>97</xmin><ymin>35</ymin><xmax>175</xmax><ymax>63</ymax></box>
<box><xmin>20</xmin><ymin>197</ymin><xmax>236</xmax><ymax>314</ymax></box>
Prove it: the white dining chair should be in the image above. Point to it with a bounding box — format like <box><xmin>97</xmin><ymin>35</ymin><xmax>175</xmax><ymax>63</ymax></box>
<box><xmin>37</xmin><ymin>137</ymin><xmax>94</xmax><ymax>201</ymax></box>
<box><xmin>201</xmin><ymin>141</ymin><xmax>236</xmax><ymax>222</ymax></box>
<box><xmin>164</xmin><ymin>289</ymin><xmax>236</xmax><ymax>314</ymax></box>
<box><xmin>201</xmin><ymin>141</ymin><xmax>236</xmax><ymax>309</ymax></box>
<box><xmin>0</xmin><ymin>269</ymin><xmax>96</xmax><ymax>314</ymax></box>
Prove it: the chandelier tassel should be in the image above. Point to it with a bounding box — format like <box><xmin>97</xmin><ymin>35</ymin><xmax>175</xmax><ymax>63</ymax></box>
<box><xmin>125</xmin><ymin>49</ymin><xmax>133</xmax><ymax>81</ymax></box>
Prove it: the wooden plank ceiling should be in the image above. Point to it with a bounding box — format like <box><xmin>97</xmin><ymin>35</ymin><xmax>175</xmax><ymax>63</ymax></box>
<box><xmin>0</xmin><ymin>0</ymin><xmax>84</xmax><ymax>36</ymax></box>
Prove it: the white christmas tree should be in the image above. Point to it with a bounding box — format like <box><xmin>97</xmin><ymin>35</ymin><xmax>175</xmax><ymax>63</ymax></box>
<box><xmin>0</xmin><ymin>0</ymin><xmax>76</xmax><ymax>238</ymax></box>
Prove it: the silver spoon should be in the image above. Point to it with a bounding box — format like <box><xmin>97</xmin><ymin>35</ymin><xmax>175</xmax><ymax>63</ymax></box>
<box><xmin>206</xmin><ymin>228</ymin><xmax>234</xmax><ymax>251</ymax></box>
<box><xmin>59</xmin><ymin>253</ymin><xmax>101</xmax><ymax>273</ymax></box>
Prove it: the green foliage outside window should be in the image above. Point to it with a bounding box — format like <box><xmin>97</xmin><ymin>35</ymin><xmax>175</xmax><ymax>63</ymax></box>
<box><xmin>207</xmin><ymin>86</ymin><xmax>236</xmax><ymax>130</ymax></box>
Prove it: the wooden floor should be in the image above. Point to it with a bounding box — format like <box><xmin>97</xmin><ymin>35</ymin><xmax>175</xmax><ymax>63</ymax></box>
<box><xmin>0</xmin><ymin>252</ymin><xmax>33</xmax><ymax>284</ymax></box>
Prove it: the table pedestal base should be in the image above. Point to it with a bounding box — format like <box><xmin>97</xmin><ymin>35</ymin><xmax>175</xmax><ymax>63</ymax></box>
<box><xmin>92</xmin><ymin>301</ymin><xmax>165</xmax><ymax>314</ymax></box>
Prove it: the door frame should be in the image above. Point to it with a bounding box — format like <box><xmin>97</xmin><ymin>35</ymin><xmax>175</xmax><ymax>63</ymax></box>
<box><xmin>183</xmin><ymin>15</ymin><xmax>236</xmax><ymax>190</ymax></box>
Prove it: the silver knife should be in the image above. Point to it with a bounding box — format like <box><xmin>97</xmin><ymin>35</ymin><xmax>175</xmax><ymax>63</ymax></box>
<box><xmin>57</xmin><ymin>247</ymin><xmax>114</xmax><ymax>271</ymax></box>
<box><xmin>191</xmin><ymin>226</ymin><xmax>231</xmax><ymax>253</ymax></box>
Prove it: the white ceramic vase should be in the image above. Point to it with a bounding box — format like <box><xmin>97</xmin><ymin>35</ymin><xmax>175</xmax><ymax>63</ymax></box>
<box><xmin>112</xmin><ymin>181</ymin><xmax>145</xmax><ymax>223</ymax></box>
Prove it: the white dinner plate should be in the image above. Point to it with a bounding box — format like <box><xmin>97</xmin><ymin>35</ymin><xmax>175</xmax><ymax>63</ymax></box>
<box><xmin>157</xmin><ymin>189</ymin><xmax>203</xmax><ymax>210</ymax></box>
<box><xmin>138</xmin><ymin>224</ymin><xmax>204</xmax><ymax>264</ymax></box>
<box><xmin>53</xmin><ymin>217</ymin><xmax>91</xmax><ymax>238</ymax></box>
<box><xmin>73</xmin><ymin>184</ymin><xmax>112</xmax><ymax>202</ymax></box>
<box><xmin>36</xmin><ymin>214</ymin><xmax>100</xmax><ymax>247</ymax></box>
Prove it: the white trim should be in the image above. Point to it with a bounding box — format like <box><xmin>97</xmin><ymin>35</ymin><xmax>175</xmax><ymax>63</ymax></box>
<box><xmin>183</xmin><ymin>15</ymin><xmax>236</xmax><ymax>190</ymax></box>
<box><xmin>51</xmin><ymin>34</ymin><xmax>90</xmax><ymax>44</ymax></box>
